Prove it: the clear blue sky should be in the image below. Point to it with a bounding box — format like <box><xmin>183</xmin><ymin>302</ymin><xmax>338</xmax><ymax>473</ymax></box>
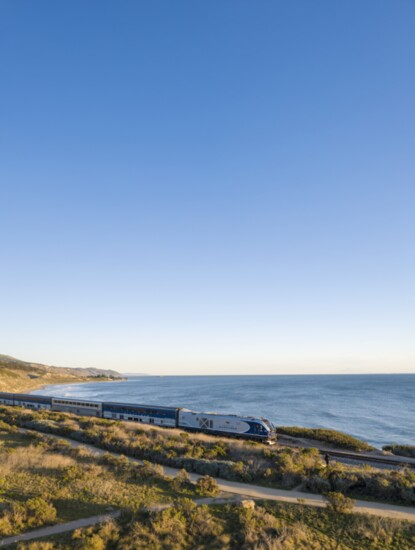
<box><xmin>1</xmin><ymin>1</ymin><xmax>414</xmax><ymax>374</ymax></box>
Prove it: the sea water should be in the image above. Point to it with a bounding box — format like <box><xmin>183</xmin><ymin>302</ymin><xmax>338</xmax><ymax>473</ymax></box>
<box><xmin>33</xmin><ymin>374</ymin><xmax>415</xmax><ymax>448</ymax></box>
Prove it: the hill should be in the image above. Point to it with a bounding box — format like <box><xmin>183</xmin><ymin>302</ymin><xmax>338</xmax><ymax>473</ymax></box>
<box><xmin>0</xmin><ymin>354</ymin><xmax>123</xmax><ymax>393</ymax></box>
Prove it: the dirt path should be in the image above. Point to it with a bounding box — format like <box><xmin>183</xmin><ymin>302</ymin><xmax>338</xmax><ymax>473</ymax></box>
<box><xmin>0</xmin><ymin>511</ymin><xmax>121</xmax><ymax>547</ymax></box>
<box><xmin>19</xmin><ymin>430</ymin><xmax>415</xmax><ymax>523</ymax></box>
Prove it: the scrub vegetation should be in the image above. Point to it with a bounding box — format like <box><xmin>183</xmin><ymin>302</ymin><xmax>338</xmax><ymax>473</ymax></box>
<box><xmin>1</xmin><ymin>406</ymin><xmax>415</xmax><ymax>508</ymax></box>
<box><xmin>383</xmin><ymin>445</ymin><xmax>415</xmax><ymax>459</ymax></box>
<box><xmin>276</xmin><ymin>426</ymin><xmax>374</xmax><ymax>452</ymax></box>
<box><xmin>15</xmin><ymin>501</ymin><xmax>415</xmax><ymax>549</ymax></box>
<box><xmin>2</xmin><ymin>415</ymin><xmax>415</xmax><ymax>549</ymax></box>
<box><xmin>0</xmin><ymin>422</ymin><xmax>199</xmax><ymax>538</ymax></box>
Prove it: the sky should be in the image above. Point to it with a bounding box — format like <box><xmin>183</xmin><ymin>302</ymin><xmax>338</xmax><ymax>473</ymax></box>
<box><xmin>1</xmin><ymin>1</ymin><xmax>414</xmax><ymax>375</ymax></box>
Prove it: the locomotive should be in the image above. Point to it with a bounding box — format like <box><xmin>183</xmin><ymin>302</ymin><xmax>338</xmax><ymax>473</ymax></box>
<box><xmin>0</xmin><ymin>391</ymin><xmax>276</xmax><ymax>443</ymax></box>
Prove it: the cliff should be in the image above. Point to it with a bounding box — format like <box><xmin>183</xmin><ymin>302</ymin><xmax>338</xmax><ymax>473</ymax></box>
<box><xmin>0</xmin><ymin>354</ymin><xmax>123</xmax><ymax>393</ymax></box>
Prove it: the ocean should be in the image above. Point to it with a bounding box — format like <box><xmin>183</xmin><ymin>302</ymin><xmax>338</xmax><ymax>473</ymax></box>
<box><xmin>33</xmin><ymin>374</ymin><xmax>415</xmax><ymax>448</ymax></box>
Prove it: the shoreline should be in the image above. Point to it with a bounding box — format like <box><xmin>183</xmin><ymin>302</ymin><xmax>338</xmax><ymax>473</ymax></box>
<box><xmin>28</xmin><ymin>376</ymin><xmax>127</xmax><ymax>395</ymax></box>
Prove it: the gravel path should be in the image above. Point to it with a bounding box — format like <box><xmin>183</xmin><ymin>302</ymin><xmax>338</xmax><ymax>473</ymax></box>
<box><xmin>0</xmin><ymin>511</ymin><xmax>121</xmax><ymax>547</ymax></box>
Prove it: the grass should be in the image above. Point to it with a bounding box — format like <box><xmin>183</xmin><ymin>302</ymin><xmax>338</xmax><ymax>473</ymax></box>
<box><xmin>0</xmin><ymin>430</ymin><xmax>38</xmax><ymax>449</ymax></box>
<box><xmin>0</xmin><ymin>430</ymin><xmax>200</xmax><ymax>538</ymax></box>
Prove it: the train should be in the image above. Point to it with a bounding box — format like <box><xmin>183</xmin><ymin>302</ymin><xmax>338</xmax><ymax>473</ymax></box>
<box><xmin>0</xmin><ymin>391</ymin><xmax>276</xmax><ymax>443</ymax></box>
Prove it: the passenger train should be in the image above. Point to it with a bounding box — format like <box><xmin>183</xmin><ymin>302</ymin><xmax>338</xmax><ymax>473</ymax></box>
<box><xmin>0</xmin><ymin>392</ymin><xmax>276</xmax><ymax>443</ymax></box>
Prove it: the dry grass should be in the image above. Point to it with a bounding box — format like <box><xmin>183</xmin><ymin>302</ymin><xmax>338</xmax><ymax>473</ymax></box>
<box><xmin>0</xmin><ymin>446</ymin><xmax>74</xmax><ymax>475</ymax></box>
<box><xmin>0</xmin><ymin>430</ymin><xmax>199</xmax><ymax>536</ymax></box>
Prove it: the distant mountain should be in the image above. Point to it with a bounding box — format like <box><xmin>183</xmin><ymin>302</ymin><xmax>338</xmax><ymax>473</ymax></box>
<box><xmin>0</xmin><ymin>354</ymin><xmax>124</xmax><ymax>393</ymax></box>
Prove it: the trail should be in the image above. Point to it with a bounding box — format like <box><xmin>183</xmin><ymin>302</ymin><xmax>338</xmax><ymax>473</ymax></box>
<box><xmin>19</xmin><ymin>429</ymin><xmax>415</xmax><ymax>522</ymax></box>
<box><xmin>0</xmin><ymin>511</ymin><xmax>121</xmax><ymax>547</ymax></box>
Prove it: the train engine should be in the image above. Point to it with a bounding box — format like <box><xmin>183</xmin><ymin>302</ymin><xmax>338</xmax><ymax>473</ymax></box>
<box><xmin>178</xmin><ymin>409</ymin><xmax>276</xmax><ymax>443</ymax></box>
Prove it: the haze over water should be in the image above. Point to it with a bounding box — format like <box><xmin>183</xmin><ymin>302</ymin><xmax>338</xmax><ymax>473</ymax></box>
<box><xmin>33</xmin><ymin>374</ymin><xmax>415</xmax><ymax>448</ymax></box>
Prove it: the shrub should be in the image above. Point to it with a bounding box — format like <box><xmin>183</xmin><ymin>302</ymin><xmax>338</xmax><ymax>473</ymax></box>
<box><xmin>276</xmin><ymin>426</ymin><xmax>374</xmax><ymax>452</ymax></box>
<box><xmin>324</xmin><ymin>491</ymin><xmax>355</xmax><ymax>513</ymax></box>
<box><xmin>171</xmin><ymin>469</ymin><xmax>193</xmax><ymax>492</ymax></box>
<box><xmin>196</xmin><ymin>475</ymin><xmax>220</xmax><ymax>497</ymax></box>
<box><xmin>25</xmin><ymin>498</ymin><xmax>57</xmax><ymax>528</ymax></box>
<box><xmin>0</xmin><ymin>420</ymin><xmax>17</xmax><ymax>433</ymax></box>
<box><xmin>0</xmin><ymin>498</ymin><xmax>56</xmax><ymax>535</ymax></box>
<box><xmin>383</xmin><ymin>444</ymin><xmax>415</xmax><ymax>459</ymax></box>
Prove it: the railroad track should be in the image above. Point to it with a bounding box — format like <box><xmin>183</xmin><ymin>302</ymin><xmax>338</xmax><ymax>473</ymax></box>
<box><xmin>276</xmin><ymin>439</ymin><xmax>415</xmax><ymax>469</ymax></box>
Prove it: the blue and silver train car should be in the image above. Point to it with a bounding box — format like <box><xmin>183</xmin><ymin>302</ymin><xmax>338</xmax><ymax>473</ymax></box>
<box><xmin>0</xmin><ymin>392</ymin><xmax>276</xmax><ymax>443</ymax></box>
<box><xmin>52</xmin><ymin>397</ymin><xmax>102</xmax><ymax>417</ymax></box>
<box><xmin>0</xmin><ymin>393</ymin><xmax>52</xmax><ymax>410</ymax></box>
<box><xmin>178</xmin><ymin>409</ymin><xmax>275</xmax><ymax>442</ymax></box>
<box><xmin>102</xmin><ymin>402</ymin><xmax>178</xmax><ymax>427</ymax></box>
<box><xmin>0</xmin><ymin>392</ymin><xmax>16</xmax><ymax>406</ymax></box>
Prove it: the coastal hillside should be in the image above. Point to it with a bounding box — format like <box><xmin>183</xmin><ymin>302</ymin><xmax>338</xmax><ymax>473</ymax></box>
<box><xmin>0</xmin><ymin>354</ymin><xmax>123</xmax><ymax>393</ymax></box>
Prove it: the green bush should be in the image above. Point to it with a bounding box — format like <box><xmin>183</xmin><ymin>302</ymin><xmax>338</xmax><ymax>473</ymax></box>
<box><xmin>383</xmin><ymin>444</ymin><xmax>415</xmax><ymax>458</ymax></box>
<box><xmin>0</xmin><ymin>498</ymin><xmax>57</xmax><ymax>535</ymax></box>
<box><xmin>25</xmin><ymin>498</ymin><xmax>57</xmax><ymax>528</ymax></box>
<box><xmin>276</xmin><ymin>426</ymin><xmax>374</xmax><ymax>451</ymax></box>
<box><xmin>196</xmin><ymin>475</ymin><xmax>220</xmax><ymax>497</ymax></box>
<box><xmin>324</xmin><ymin>491</ymin><xmax>355</xmax><ymax>513</ymax></box>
